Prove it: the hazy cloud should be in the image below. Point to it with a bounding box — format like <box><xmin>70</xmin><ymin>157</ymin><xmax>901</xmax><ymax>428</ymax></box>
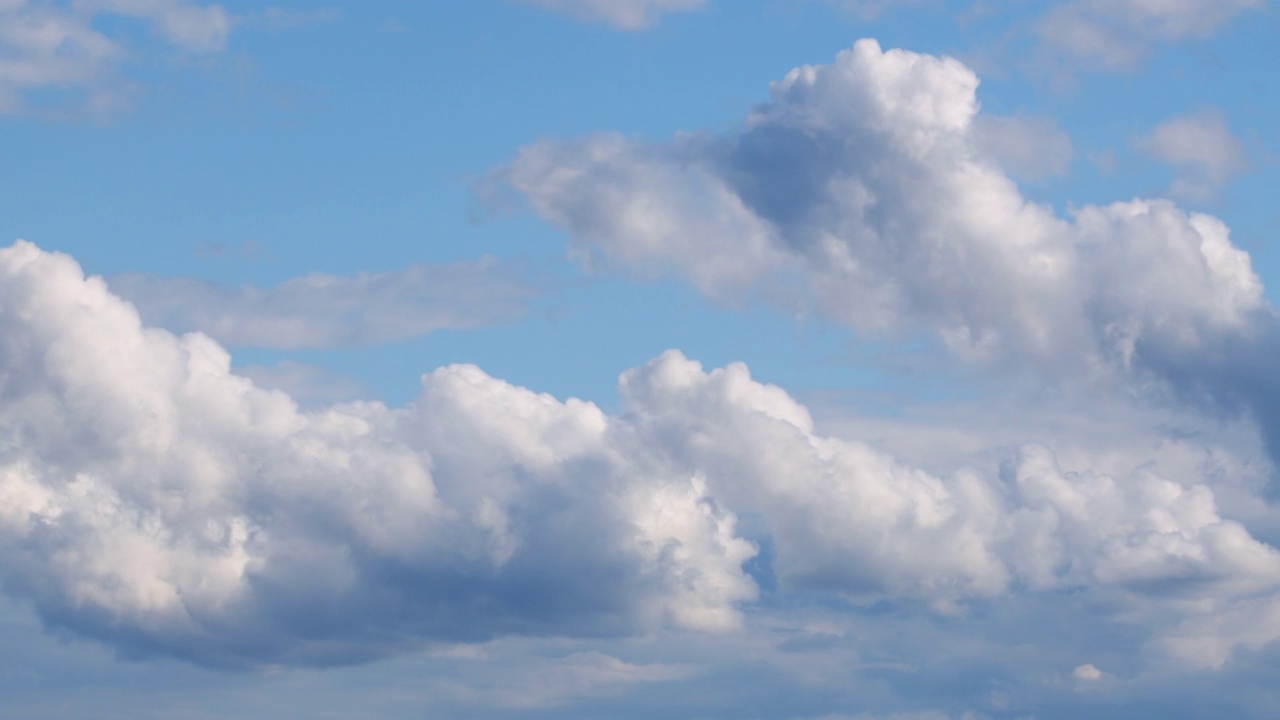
<box><xmin>1036</xmin><ymin>0</ymin><xmax>1265</xmax><ymax>71</ymax></box>
<box><xmin>971</xmin><ymin>113</ymin><xmax>1074</xmax><ymax>182</ymax></box>
<box><xmin>108</xmin><ymin>258</ymin><xmax>539</xmax><ymax>350</ymax></box>
<box><xmin>510</xmin><ymin>0</ymin><xmax>705</xmax><ymax>30</ymax></box>
<box><xmin>1137</xmin><ymin>109</ymin><xmax>1250</xmax><ymax>202</ymax></box>
<box><xmin>0</xmin><ymin>0</ymin><xmax>228</xmax><ymax>112</ymax></box>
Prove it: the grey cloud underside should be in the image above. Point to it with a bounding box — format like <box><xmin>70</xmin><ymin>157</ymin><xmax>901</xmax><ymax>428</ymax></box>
<box><xmin>502</xmin><ymin>38</ymin><xmax>1280</xmax><ymax>475</ymax></box>
<box><xmin>2</xmin><ymin>242</ymin><xmax>1279</xmax><ymax>669</ymax></box>
<box><xmin>108</xmin><ymin>258</ymin><xmax>539</xmax><ymax>350</ymax></box>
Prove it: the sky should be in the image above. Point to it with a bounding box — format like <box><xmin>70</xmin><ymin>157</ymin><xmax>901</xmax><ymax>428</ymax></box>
<box><xmin>1</xmin><ymin>0</ymin><xmax>1280</xmax><ymax>717</ymax></box>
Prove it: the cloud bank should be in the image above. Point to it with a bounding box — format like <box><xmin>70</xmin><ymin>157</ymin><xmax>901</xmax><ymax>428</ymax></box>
<box><xmin>2</xmin><ymin>240</ymin><xmax>1279</xmax><ymax>670</ymax></box>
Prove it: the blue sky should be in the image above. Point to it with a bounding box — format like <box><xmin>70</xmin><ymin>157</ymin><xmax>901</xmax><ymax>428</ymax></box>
<box><xmin>2</xmin><ymin>1</ymin><xmax>1280</xmax><ymax>718</ymax></box>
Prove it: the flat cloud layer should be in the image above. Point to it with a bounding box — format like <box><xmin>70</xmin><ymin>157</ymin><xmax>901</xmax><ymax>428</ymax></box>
<box><xmin>2</xmin><ymin>241</ymin><xmax>1279</xmax><ymax>669</ymax></box>
<box><xmin>502</xmin><ymin>38</ymin><xmax>1280</xmax><ymax>467</ymax></box>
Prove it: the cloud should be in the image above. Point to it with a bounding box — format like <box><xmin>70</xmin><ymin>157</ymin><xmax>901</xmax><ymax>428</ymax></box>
<box><xmin>0</xmin><ymin>0</ymin><xmax>229</xmax><ymax>113</ymax></box>
<box><xmin>1036</xmin><ymin>0</ymin><xmax>1265</xmax><ymax>71</ymax></box>
<box><xmin>501</xmin><ymin>38</ymin><xmax>1280</xmax><ymax>470</ymax></box>
<box><xmin>831</xmin><ymin>0</ymin><xmax>936</xmax><ymax>21</ymax></box>
<box><xmin>509</xmin><ymin>0</ymin><xmax>706</xmax><ymax>30</ymax></box>
<box><xmin>107</xmin><ymin>258</ymin><xmax>541</xmax><ymax>350</ymax></box>
<box><xmin>233</xmin><ymin>361</ymin><xmax>369</xmax><ymax>407</ymax></box>
<box><xmin>463</xmin><ymin>651</ymin><xmax>694</xmax><ymax>709</ymax></box>
<box><xmin>82</xmin><ymin>0</ymin><xmax>231</xmax><ymax>52</ymax></box>
<box><xmin>971</xmin><ymin>113</ymin><xmax>1074</xmax><ymax>182</ymax></box>
<box><xmin>1073</xmin><ymin>662</ymin><xmax>1103</xmax><ymax>680</ymax></box>
<box><xmin>1137</xmin><ymin>109</ymin><xmax>1249</xmax><ymax>202</ymax></box>
<box><xmin>3</xmin><ymin>240</ymin><xmax>1280</xmax><ymax>669</ymax></box>
<box><xmin>256</xmin><ymin>6</ymin><xmax>341</xmax><ymax>30</ymax></box>
<box><xmin>0</xmin><ymin>240</ymin><xmax>756</xmax><ymax>667</ymax></box>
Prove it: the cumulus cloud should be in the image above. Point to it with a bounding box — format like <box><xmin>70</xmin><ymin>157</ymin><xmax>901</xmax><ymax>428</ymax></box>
<box><xmin>107</xmin><ymin>258</ymin><xmax>540</xmax><ymax>349</ymax></box>
<box><xmin>0</xmin><ymin>240</ymin><xmax>756</xmax><ymax>666</ymax></box>
<box><xmin>1036</xmin><ymin>0</ymin><xmax>1265</xmax><ymax>71</ymax></box>
<box><xmin>510</xmin><ymin>0</ymin><xmax>705</xmax><ymax>30</ymax></box>
<box><xmin>1137</xmin><ymin>109</ymin><xmax>1249</xmax><ymax>202</ymax></box>
<box><xmin>0</xmin><ymin>0</ymin><xmax>229</xmax><ymax>112</ymax></box>
<box><xmin>501</xmin><ymin>39</ymin><xmax>1280</xmax><ymax>468</ymax></box>
<box><xmin>3</xmin><ymin>240</ymin><xmax>1279</xmax><ymax>668</ymax></box>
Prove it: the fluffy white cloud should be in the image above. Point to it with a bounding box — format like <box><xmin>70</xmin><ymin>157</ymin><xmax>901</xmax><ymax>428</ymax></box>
<box><xmin>2</xmin><ymin>240</ymin><xmax>1278</xmax><ymax>669</ymax></box>
<box><xmin>1137</xmin><ymin>109</ymin><xmax>1249</xmax><ymax>202</ymax></box>
<box><xmin>510</xmin><ymin>0</ymin><xmax>704</xmax><ymax>30</ymax></box>
<box><xmin>1036</xmin><ymin>0</ymin><xmax>1265</xmax><ymax>70</ymax></box>
<box><xmin>108</xmin><ymin>258</ymin><xmax>539</xmax><ymax>349</ymax></box>
<box><xmin>0</xmin><ymin>0</ymin><xmax>227</xmax><ymax>113</ymax></box>
<box><xmin>502</xmin><ymin>39</ymin><xmax>1280</xmax><ymax>463</ymax></box>
<box><xmin>0</xmin><ymin>240</ymin><xmax>755</xmax><ymax>666</ymax></box>
<box><xmin>622</xmin><ymin>352</ymin><xmax>1280</xmax><ymax>607</ymax></box>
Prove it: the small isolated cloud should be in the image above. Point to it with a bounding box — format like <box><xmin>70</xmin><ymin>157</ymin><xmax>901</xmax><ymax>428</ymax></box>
<box><xmin>0</xmin><ymin>0</ymin><xmax>229</xmax><ymax>113</ymax></box>
<box><xmin>107</xmin><ymin>257</ymin><xmax>540</xmax><ymax>349</ymax></box>
<box><xmin>510</xmin><ymin>0</ymin><xmax>706</xmax><ymax>30</ymax></box>
<box><xmin>971</xmin><ymin>113</ymin><xmax>1075</xmax><ymax>182</ymax></box>
<box><xmin>1137</xmin><ymin>109</ymin><xmax>1249</xmax><ymax>202</ymax></box>
<box><xmin>1036</xmin><ymin>0</ymin><xmax>1265</xmax><ymax>71</ymax></box>
<box><xmin>1073</xmin><ymin>662</ymin><xmax>1103</xmax><ymax>681</ymax></box>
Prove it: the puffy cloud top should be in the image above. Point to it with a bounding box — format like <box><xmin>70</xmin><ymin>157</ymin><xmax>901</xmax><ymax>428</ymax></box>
<box><xmin>2</xmin><ymin>240</ymin><xmax>1278</xmax><ymax>668</ymax></box>
<box><xmin>503</xmin><ymin>38</ymin><xmax>1280</xmax><ymax>463</ymax></box>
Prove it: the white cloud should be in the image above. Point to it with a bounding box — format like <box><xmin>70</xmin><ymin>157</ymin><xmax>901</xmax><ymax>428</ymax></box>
<box><xmin>510</xmin><ymin>0</ymin><xmax>705</xmax><ymax>30</ymax></box>
<box><xmin>0</xmin><ymin>0</ymin><xmax>228</xmax><ymax>113</ymax></box>
<box><xmin>971</xmin><ymin>113</ymin><xmax>1074</xmax><ymax>182</ymax></box>
<box><xmin>501</xmin><ymin>38</ymin><xmax>1280</xmax><ymax>466</ymax></box>
<box><xmin>5</xmin><ymin>240</ymin><xmax>1280</xmax><ymax>669</ymax></box>
<box><xmin>0</xmin><ymin>241</ymin><xmax>756</xmax><ymax>666</ymax></box>
<box><xmin>233</xmin><ymin>361</ymin><xmax>369</xmax><ymax>407</ymax></box>
<box><xmin>1036</xmin><ymin>0</ymin><xmax>1265</xmax><ymax>70</ymax></box>
<box><xmin>81</xmin><ymin>0</ymin><xmax>230</xmax><ymax>52</ymax></box>
<box><xmin>1073</xmin><ymin>662</ymin><xmax>1103</xmax><ymax>680</ymax></box>
<box><xmin>1137</xmin><ymin>109</ymin><xmax>1249</xmax><ymax>202</ymax></box>
<box><xmin>107</xmin><ymin>258</ymin><xmax>540</xmax><ymax>349</ymax></box>
<box><xmin>1163</xmin><ymin>594</ymin><xmax>1280</xmax><ymax>669</ymax></box>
